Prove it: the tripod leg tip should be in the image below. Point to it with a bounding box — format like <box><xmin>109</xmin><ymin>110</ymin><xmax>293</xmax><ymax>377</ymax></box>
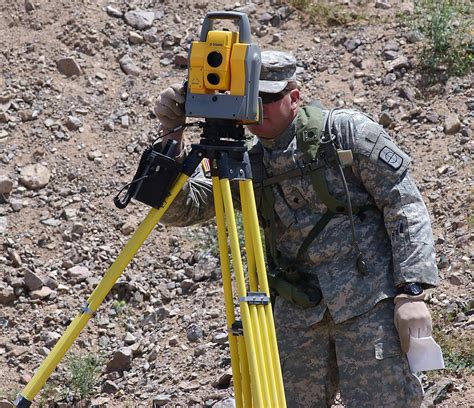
<box><xmin>13</xmin><ymin>395</ymin><xmax>32</xmax><ymax>408</ymax></box>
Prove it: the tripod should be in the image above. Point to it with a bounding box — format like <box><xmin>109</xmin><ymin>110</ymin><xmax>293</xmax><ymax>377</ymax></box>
<box><xmin>15</xmin><ymin>120</ymin><xmax>286</xmax><ymax>408</ymax></box>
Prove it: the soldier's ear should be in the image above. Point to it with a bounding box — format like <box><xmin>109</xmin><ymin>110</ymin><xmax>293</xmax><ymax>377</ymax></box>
<box><xmin>289</xmin><ymin>89</ymin><xmax>300</xmax><ymax>110</ymax></box>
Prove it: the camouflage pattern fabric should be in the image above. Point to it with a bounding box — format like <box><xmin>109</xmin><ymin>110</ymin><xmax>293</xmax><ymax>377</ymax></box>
<box><xmin>160</xmin><ymin>107</ymin><xmax>437</xmax><ymax>405</ymax></box>
<box><xmin>276</xmin><ymin>298</ymin><xmax>424</xmax><ymax>407</ymax></box>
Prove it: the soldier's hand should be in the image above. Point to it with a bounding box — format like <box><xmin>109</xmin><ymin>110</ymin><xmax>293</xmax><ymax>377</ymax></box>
<box><xmin>154</xmin><ymin>84</ymin><xmax>186</xmax><ymax>130</ymax></box>
<box><xmin>394</xmin><ymin>293</ymin><xmax>432</xmax><ymax>353</ymax></box>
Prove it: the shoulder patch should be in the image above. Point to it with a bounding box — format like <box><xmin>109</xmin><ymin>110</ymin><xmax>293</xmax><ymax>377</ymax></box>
<box><xmin>368</xmin><ymin>133</ymin><xmax>411</xmax><ymax>182</ymax></box>
<box><xmin>379</xmin><ymin>146</ymin><xmax>404</xmax><ymax>170</ymax></box>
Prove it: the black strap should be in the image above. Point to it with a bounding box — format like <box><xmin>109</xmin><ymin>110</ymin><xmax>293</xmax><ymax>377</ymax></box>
<box><xmin>296</xmin><ymin>211</ymin><xmax>335</xmax><ymax>260</ymax></box>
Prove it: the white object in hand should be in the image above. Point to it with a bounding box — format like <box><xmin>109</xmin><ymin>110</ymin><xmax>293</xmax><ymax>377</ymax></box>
<box><xmin>406</xmin><ymin>336</ymin><xmax>445</xmax><ymax>372</ymax></box>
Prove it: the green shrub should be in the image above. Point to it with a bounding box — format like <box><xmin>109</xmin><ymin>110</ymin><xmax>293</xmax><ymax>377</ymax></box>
<box><xmin>410</xmin><ymin>0</ymin><xmax>473</xmax><ymax>78</ymax></box>
<box><xmin>432</xmin><ymin>311</ymin><xmax>473</xmax><ymax>374</ymax></box>
<box><xmin>66</xmin><ymin>353</ymin><xmax>103</xmax><ymax>400</ymax></box>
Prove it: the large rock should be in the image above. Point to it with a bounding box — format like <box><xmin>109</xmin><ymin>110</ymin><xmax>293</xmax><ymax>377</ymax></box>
<box><xmin>42</xmin><ymin>331</ymin><xmax>61</xmax><ymax>348</ymax></box>
<box><xmin>124</xmin><ymin>10</ymin><xmax>155</xmax><ymax>30</ymax></box>
<box><xmin>19</xmin><ymin>164</ymin><xmax>51</xmax><ymax>190</ymax></box>
<box><xmin>30</xmin><ymin>286</ymin><xmax>53</xmax><ymax>300</ymax></box>
<box><xmin>119</xmin><ymin>55</ymin><xmax>140</xmax><ymax>76</ymax></box>
<box><xmin>24</xmin><ymin>269</ymin><xmax>44</xmax><ymax>291</ymax></box>
<box><xmin>421</xmin><ymin>379</ymin><xmax>453</xmax><ymax>407</ymax></box>
<box><xmin>56</xmin><ymin>57</ymin><xmax>82</xmax><ymax>77</ymax></box>
<box><xmin>67</xmin><ymin>265</ymin><xmax>91</xmax><ymax>283</ymax></box>
<box><xmin>106</xmin><ymin>347</ymin><xmax>132</xmax><ymax>372</ymax></box>
<box><xmin>0</xmin><ymin>286</ymin><xmax>16</xmax><ymax>305</ymax></box>
<box><xmin>0</xmin><ymin>174</ymin><xmax>13</xmax><ymax>194</ymax></box>
<box><xmin>444</xmin><ymin>113</ymin><xmax>461</xmax><ymax>135</ymax></box>
<box><xmin>152</xmin><ymin>395</ymin><xmax>172</xmax><ymax>407</ymax></box>
<box><xmin>0</xmin><ymin>399</ymin><xmax>14</xmax><ymax>408</ymax></box>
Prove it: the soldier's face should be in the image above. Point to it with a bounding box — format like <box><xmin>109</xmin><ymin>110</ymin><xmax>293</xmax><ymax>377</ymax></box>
<box><xmin>247</xmin><ymin>88</ymin><xmax>300</xmax><ymax>139</ymax></box>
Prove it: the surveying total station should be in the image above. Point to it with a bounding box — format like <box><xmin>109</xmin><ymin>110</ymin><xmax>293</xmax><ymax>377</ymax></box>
<box><xmin>14</xmin><ymin>11</ymin><xmax>286</xmax><ymax>408</ymax></box>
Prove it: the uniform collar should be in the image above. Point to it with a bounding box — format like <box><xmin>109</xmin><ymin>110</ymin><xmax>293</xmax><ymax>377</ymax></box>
<box><xmin>258</xmin><ymin>117</ymin><xmax>297</xmax><ymax>150</ymax></box>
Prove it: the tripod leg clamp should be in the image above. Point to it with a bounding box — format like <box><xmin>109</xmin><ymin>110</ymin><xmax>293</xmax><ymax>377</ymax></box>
<box><xmin>239</xmin><ymin>292</ymin><xmax>270</xmax><ymax>305</ymax></box>
<box><xmin>81</xmin><ymin>304</ymin><xmax>95</xmax><ymax>316</ymax></box>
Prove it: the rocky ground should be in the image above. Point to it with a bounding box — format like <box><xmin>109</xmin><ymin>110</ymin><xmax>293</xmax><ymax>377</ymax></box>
<box><xmin>0</xmin><ymin>0</ymin><xmax>472</xmax><ymax>407</ymax></box>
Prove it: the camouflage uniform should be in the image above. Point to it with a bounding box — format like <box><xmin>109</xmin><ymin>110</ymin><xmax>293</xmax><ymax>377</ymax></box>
<box><xmin>160</xmin><ymin>52</ymin><xmax>438</xmax><ymax>407</ymax></box>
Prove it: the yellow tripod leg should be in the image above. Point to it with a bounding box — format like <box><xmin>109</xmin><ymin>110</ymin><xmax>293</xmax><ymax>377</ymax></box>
<box><xmin>237</xmin><ymin>335</ymin><xmax>252</xmax><ymax>407</ymax></box>
<box><xmin>239</xmin><ymin>181</ymin><xmax>278</xmax><ymax>407</ymax></box>
<box><xmin>15</xmin><ymin>173</ymin><xmax>190</xmax><ymax>407</ymax></box>
<box><xmin>211</xmin><ymin>177</ymin><xmax>244</xmax><ymax>408</ymax></box>
<box><xmin>219</xmin><ymin>178</ymin><xmax>265</xmax><ymax>407</ymax></box>
<box><xmin>241</xmin><ymin>180</ymin><xmax>287</xmax><ymax>407</ymax></box>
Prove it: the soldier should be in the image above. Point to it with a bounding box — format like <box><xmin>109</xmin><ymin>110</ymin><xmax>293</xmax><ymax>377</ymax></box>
<box><xmin>154</xmin><ymin>51</ymin><xmax>438</xmax><ymax>407</ymax></box>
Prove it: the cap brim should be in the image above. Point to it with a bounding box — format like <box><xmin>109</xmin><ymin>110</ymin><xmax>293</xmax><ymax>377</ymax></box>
<box><xmin>259</xmin><ymin>80</ymin><xmax>288</xmax><ymax>94</ymax></box>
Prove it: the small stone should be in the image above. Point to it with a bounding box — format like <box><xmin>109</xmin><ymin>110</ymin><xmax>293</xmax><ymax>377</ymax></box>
<box><xmin>124</xmin><ymin>10</ymin><xmax>155</xmax><ymax>30</ymax></box>
<box><xmin>425</xmin><ymin>113</ymin><xmax>439</xmax><ymax>124</ymax></box>
<box><xmin>102</xmin><ymin>380</ymin><xmax>120</xmax><ymax>394</ymax></box>
<box><xmin>234</xmin><ymin>4</ymin><xmax>257</xmax><ymax>14</ymax></box>
<box><xmin>383</xmin><ymin>50</ymin><xmax>398</xmax><ymax>61</ymax></box>
<box><xmin>375</xmin><ymin>0</ymin><xmax>391</xmax><ymax>9</ymax></box>
<box><xmin>405</xmin><ymin>30</ymin><xmax>423</xmax><ymax>43</ymax></box>
<box><xmin>106</xmin><ymin>347</ymin><xmax>133</xmax><ymax>372</ymax></box>
<box><xmin>24</xmin><ymin>0</ymin><xmax>35</xmax><ymax>12</ymax></box>
<box><xmin>399</xmin><ymin>86</ymin><xmax>416</xmax><ymax>103</ymax></box>
<box><xmin>448</xmin><ymin>274</ymin><xmax>463</xmax><ymax>286</ymax></box>
<box><xmin>103</xmin><ymin>120</ymin><xmax>115</xmax><ymax>131</ymax></box>
<box><xmin>186</xmin><ymin>324</ymin><xmax>203</xmax><ymax>343</ymax></box>
<box><xmin>19</xmin><ymin>109</ymin><xmax>37</xmax><ymax>122</ymax></box>
<box><xmin>0</xmin><ymin>286</ymin><xmax>16</xmax><ymax>305</ymax></box>
<box><xmin>19</xmin><ymin>164</ymin><xmax>51</xmax><ymax>190</ymax></box>
<box><xmin>213</xmin><ymin>398</ymin><xmax>236</xmax><ymax>408</ymax></box>
<box><xmin>213</xmin><ymin>332</ymin><xmax>228</xmax><ymax>345</ymax></box>
<box><xmin>387</xmin><ymin>55</ymin><xmax>409</xmax><ymax>72</ymax></box>
<box><xmin>119</xmin><ymin>55</ymin><xmax>141</xmax><ymax>76</ymax></box>
<box><xmin>0</xmin><ymin>399</ymin><xmax>14</xmax><ymax>408</ymax></box>
<box><xmin>169</xmin><ymin>336</ymin><xmax>179</xmax><ymax>346</ymax></box>
<box><xmin>8</xmin><ymin>250</ymin><xmax>22</xmax><ymax>267</ymax></box>
<box><xmin>444</xmin><ymin>113</ymin><xmax>461</xmax><ymax>135</ymax></box>
<box><xmin>174</xmin><ymin>53</ymin><xmax>188</xmax><ymax>68</ymax></box>
<box><xmin>30</xmin><ymin>286</ymin><xmax>53</xmax><ymax>300</ymax></box>
<box><xmin>379</xmin><ymin>111</ymin><xmax>394</xmax><ymax>127</ymax></box>
<box><xmin>56</xmin><ymin>57</ymin><xmax>82</xmax><ymax>77</ymax></box>
<box><xmin>124</xmin><ymin>332</ymin><xmax>137</xmax><ymax>345</ymax></box>
<box><xmin>121</xmin><ymin>216</ymin><xmax>137</xmax><ymax>235</ymax></box>
<box><xmin>121</xmin><ymin>115</ymin><xmax>129</xmax><ymax>128</ymax></box>
<box><xmin>382</xmin><ymin>73</ymin><xmax>397</xmax><ymax>86</ymax></box>
<box><xmin>24</xmin><ymin>269</ymin><xmax>44</xmax><ymax>291</ymax></box>
<box><xmin>421</xmin><ymin>379</ymin><xmax>453</xmax><ymax>407</ymax></box>
<box><xmin>129</xmin><ymin>31</ymin><xmax>144</xmax><ymax>45</ymax></box>
<box><xmin>65</xmin><ymin>115</ymin><xmax>82</xmax><ymax>131</ymax></box>
<box><xmin>42</xmin><ymin>331</ymin><xmax>61</xmax><ymax>348</ymax></box>
<box><xmin>344</xmin><ymin>38</ymin><xmax>362</xmax><ymax>52</ymax></box>
<box><xmin>152</xmin><ymin>395</ymin><xmax>172</xmax><ymax>407</ymax></box>
<box><xmin>106</xmin><ymin>5</ymin><xmax>123</xmax><ymax>18</ymax></box>
<box><xmin>143</xmin><ymin>27</ymin><xmax>159</xmax><ymax>43</ymax></box>
<box><xmin>67</xmin><ymin>265</ymin><xmax>90</xmax><ymax>283</ymax></box>
<box><xmin>214</xmin><ymin>368</ymin><xmax>232</xmax><ymax>388</ymax></box>
<box><xmin>87</xmin><ymin>150</ymin><xmax>103</xmax><ymax>161</ymax></box>
<box><xmin>180</xmin><ymin>279</ymin><xmax>195</xmax><ymax>292</ymax></box>
<box><xmin>0</xmin><ymin>174</ymin><xmax>13</xmax><ymax>194</ymax></box>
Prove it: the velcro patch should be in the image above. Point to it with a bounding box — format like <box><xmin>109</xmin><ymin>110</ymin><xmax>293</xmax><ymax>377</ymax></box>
<box><xmin>379</xmin><ymin>146</ymin><xmax>403</xmax><ymax>170</ymax></box>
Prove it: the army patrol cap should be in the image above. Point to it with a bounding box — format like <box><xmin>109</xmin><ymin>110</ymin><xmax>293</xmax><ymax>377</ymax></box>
<box><xmin>259</xmin><ymin>50</ymin><xmax>297</xmax><ymax>94</ymax></box>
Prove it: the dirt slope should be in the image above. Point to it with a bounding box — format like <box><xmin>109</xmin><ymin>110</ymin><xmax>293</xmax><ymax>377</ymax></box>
<box><xmin>0</xmin><ymin>0</ymin><xmax>472</xmax><ymax>407</ymax></box>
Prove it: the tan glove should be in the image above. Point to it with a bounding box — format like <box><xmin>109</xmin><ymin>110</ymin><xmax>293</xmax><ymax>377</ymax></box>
<box><xmin>154</xmin><ymin>84</ymin><xmax>186</xmax><ymax>130</ymax></box>
<box><xmin>394</xmin><ymin>293</ymin><xmax>433</xmax><ymax>353</ymax></box>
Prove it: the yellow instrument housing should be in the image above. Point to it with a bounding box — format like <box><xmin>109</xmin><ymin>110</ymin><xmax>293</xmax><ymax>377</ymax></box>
<box><xmin>188</xmin><ymin>30</ymin><xmax>249</xmax><ymax>95</ymax></box>
<box><xmin>185</xmin><ymin>11</ymin><xmax>261</xmax><ymax>123</ymax></box>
